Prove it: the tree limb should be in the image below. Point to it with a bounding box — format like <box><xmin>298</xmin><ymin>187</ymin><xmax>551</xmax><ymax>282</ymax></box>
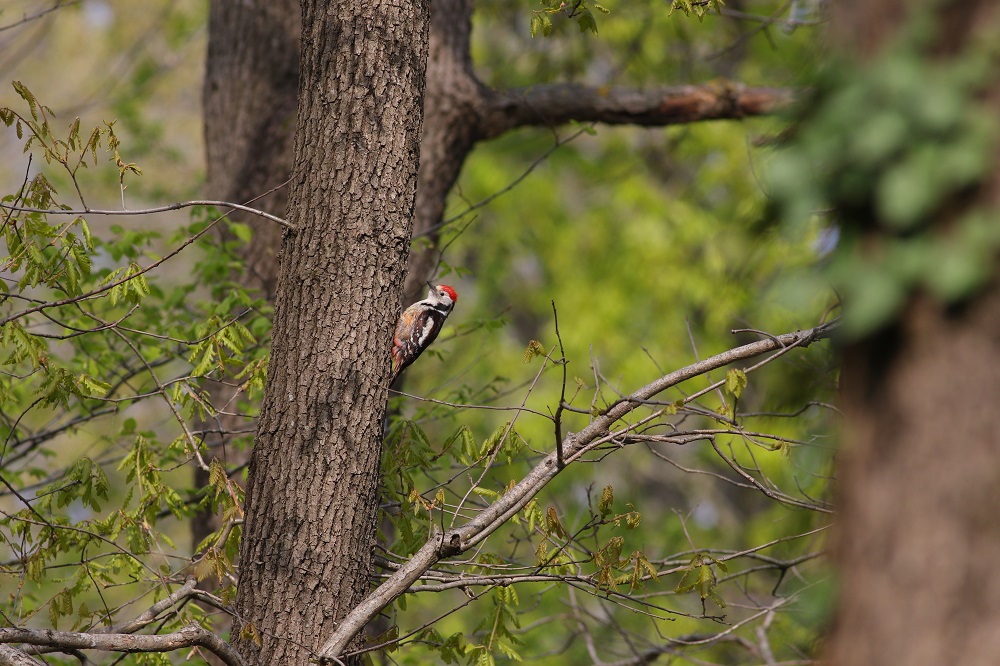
<box><xmin>479</xmin><ymin>82</ymin><xmax>794</xmax><ymax>139</ymax></box>
<box><xmin>318</xmin><ymin>320</ymin><xmax>836</xmax><ymax>660</ymax></box>
<box><xmin>0</xmin><ymin>625</ymin><xmax>245</xmax><ymax>666</ymax></box>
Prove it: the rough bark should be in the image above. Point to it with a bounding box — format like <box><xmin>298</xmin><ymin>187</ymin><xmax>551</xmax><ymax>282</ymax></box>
<box><xmin>827</xmin><ymin>1</ymin><xmax>1000</xmax><ymax>664</ymax></box>
<box><xmin>231</xmin><ymin>1</ymin><xmax>430</xmax><ymax>664</ymax></box>
<box><xmin>0</xmin><ymin>645</ymin><xmax>43</xmax><ymax>666</ymax></box>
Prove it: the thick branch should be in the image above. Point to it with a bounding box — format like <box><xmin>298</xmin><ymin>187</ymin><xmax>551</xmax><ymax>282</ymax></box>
<box><xmin>0</xmin><ymin>625</ymin><xmax>245</xmax><ymax>666</ymax></box>
<box><xmin>318</xmin><ymin>321</ymin><xmax>836</xmax><ymax>660</ymax></box>
<box><xmin>479</xmin><ymin>82</ymin><xmax>794</xmax><ymax>139</ymax></box>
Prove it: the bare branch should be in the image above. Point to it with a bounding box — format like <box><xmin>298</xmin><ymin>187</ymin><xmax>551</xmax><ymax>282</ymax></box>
<box><xmin>0</xmin><ymin>1</ymin><xmax>78</xmax><ymax>33</ymax></box>
<box><xmin>318</xmin><ymin>320</ymin><xmax>836</xmax><ymax>660</ymax></box>
<box><xmin>0</xmin><ymin>199</ymin><xmax>293</xmax><ymax>230</ymax></box>
<box><xmin>0</xmin><ymin>625</ymin><xmax>244</xmax><ymax>666</ymax></box>
<box><xmin>98</xmin><ymin>577</ymin><xmax>199</xmax><ymax>635</ymax></box>
<box><xmin>480</xmin><ymin>82</ymin><xmax>794</xmax><ymax>139</ymax></box>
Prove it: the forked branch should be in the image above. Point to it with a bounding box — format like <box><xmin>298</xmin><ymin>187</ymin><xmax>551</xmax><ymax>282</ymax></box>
<box><xmin>318</xmin><ymin>320</ymin><xmax>836</xmax><ymax>660</ymax></box>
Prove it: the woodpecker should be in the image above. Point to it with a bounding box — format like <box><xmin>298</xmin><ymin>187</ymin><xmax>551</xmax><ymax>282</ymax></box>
<box><xmin>390</xmin><ymin>283</ymin><xmax>458</xmax><ymax>384</ymax></box>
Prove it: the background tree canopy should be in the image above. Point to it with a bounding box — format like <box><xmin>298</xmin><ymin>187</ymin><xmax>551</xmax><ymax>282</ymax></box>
<box><xmin>2</xmin><ymin>1</ymin><xmax>998</xmax><ymax>665</ymax></box>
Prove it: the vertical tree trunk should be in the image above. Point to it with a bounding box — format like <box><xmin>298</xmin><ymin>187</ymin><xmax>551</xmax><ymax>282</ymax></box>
<box><xmin>834</xmin><ymin>288</ymin><xmax>1000</xmax><ymax>665</ymax></box>
<box><xmin>203</xmin><ymin>0</ymin><xmax>300</xmax><ymax>302</ymax></box>
<box><xmin>827</xmin><ymin>1</ymin><xmax>1000</xmax><ymax>664</ymax></box>
<box><xmin>232</xmin><ymin>2</ymin><xmax>430</xmax><ymax>663</ymax></box>
<box><xmin>198</xmin><ymin>0</ymin><xmax>301</xmax><ymax>561</ymax></box>
<box><xmin>402</xmin><ymin>0</ymin><xmax>483</xmax><ymax>302</ymax></box>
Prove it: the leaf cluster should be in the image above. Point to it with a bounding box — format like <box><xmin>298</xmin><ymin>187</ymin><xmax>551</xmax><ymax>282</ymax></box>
<box><xmin>768</xmin><ymin>26</ymin><xmax>1000</xmax><ymax>335</ymax></box>
<box><xmin>1</xmin><ymin>86</ymin><xmax>265</xmax><ymax>645</ymax></box>
<box><xmin>530</xmin><ymin>0</ymin><xmax>610</xmax><ymax>38</ymax></box>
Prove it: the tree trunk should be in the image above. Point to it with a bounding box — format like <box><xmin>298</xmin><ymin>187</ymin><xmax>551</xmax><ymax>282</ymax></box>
<box><xmin>197</xmin><ymin>0</ymin><xmax>300</xmax><ymax>558</ymax></box>
<box><xmin>834</xmin><ymin>288</ymin><xmax>1000</xmax><ymax>665</ymax></box>
<box><xmin>827</xmin><ymin>1</ymin><xmax>1000</xmax><ymax>664</ymax></box>
<box><xmin>231</xmin><ymin>1</ymin><xmax>430</xmax><ymax>663</ymax></box>
<box><xmin>402</xmin><ymin>0</ymin><xmax>482</xmax><ymax>303</ymax></box>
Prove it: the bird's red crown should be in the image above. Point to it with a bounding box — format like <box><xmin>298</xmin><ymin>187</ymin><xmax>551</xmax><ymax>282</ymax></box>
<box><xmin>437</xmin><ymin>285</ymin><xmax>458</xmax><ymax>302</ymax></box>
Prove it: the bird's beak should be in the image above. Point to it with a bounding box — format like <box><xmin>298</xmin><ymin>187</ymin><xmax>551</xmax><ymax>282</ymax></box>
<box><xmin>426</xmin><ymin>281</ymin><xmax>436</xmax><ymax>292</ymax></box>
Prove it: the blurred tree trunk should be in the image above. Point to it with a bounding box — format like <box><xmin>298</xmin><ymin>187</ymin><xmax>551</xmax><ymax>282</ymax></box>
<box><xmin>230</xmin><ymin>1</ymin><xmax>429</xmax><ymax>663</ymax></box>
<box><xmin>196</xmin><ymin>0</ymin><xmax>300</xmax><ymax>553</ymax></box>
<box><xmin>828</xmin><ymin>1</ymin><xmax>1000</xmax><ymax>664</ymax></box>
<box><xmin>203</xmin><ymin>0</ymin><xmax>299</xmax><ymax>302</ymax></box>
<box><xmin>402</xmin><ymin>0</ymin><xmax>481</xmax><ymax>303</ymax></box>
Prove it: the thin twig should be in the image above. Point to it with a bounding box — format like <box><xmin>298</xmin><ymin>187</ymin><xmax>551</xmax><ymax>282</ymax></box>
<box><xmin>0</xmin><ymin>199</ymin><xmax>293</xmax><ymax>230</ymax></box>
<box><xmin>551</xmin><ymin>301</ymin><xmax>568</xmax><ymax>468</ymax></box>
<box><xmin>414</xmin><ymin>126</ymin><xmax>591</xmax><ymax>239</ymax></box>
<box><xmin>0</xmin><ymin>1</ymin><xmax>78</xmax><ymax>33</ymax></box>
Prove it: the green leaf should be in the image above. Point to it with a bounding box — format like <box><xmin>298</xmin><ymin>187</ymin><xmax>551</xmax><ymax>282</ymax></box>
<box><xmin>535</xmin><ymin>540</ymin><xmax>548</xmax><ymax>566</ymax></box>
<box><xmin>209</xmin><ymin>458</ymin><xmax>228</xmax><ymax>499</ymax></box>
<box><xmin>545</xmin><ymin>506</ymin><xmax>568</xmax><ymax>538</ymax></box>
<box><xmin>541</xmin><ymin>13</ymin><xmax>553</xmax><ymax>36</ymax></box>
<box><xmin>75</xmin><ymin>374</ymin><xmax>111</xmax><ymax>398</ymax></box>
<box><xmin>522</xmin><ymin>340</ymin><xmax>546</xmax><ymax>363</ymax></box>
<box><xmin>725</xmin><ymin>368</ymin><xmax>747</xmax><ymax>399</ymax></box>
<box><xmin>480</xmin><ymin>421</ymin><xmax>509</xmax><ymax>457</ymax></box>
<box><xmin>599</xmin><ymin>485</ymin><xmax>614</xmax><ymax>517</ymax></box>
<box><xmin>595</xmin><ymin>536</ymin><xmax>624</xmax><ymax>567</ymax></box>
<box><xmin>577</xmin><ymin>9</ymin><xmax>598</xmax><ymax>33</ymax></box>
<box><xmin>228</xmin><ymin>221</ymin><xmax>253</xmax><ymax>243</ymax></box>
<box><xmin>530</xmin><ymin>13</ymin><xmax>542</xmax><ymax>38</ymax></box>
<box><xmin>708</xmin><ymin>588</ymin><xmax>726</xmax><ymax>608</ymax></box>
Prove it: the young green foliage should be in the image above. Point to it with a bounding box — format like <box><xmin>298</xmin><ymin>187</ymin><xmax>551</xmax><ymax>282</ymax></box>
<box><xmin>668</xmin><ymin>0</ymin><xmax>725</xmax><ymax>21</ymax></box>
<box><xmin>530</xmin><ymin>0</ymin><xmax>610</xmax><ymax>37</ymax></box>
<box><xmin>1</xmin><ymin>85</ymin><xmax>267</xmax><ymax>648</ymax></box>
<box><xmin>675</xmin><ymin>552</ymin><xmax>729</xmax><ymax>610</ymax></box>
<box><xmin>769</xmin><ymin>27</ymin><xmax>1000</xmax><ymax>336</ymax></box>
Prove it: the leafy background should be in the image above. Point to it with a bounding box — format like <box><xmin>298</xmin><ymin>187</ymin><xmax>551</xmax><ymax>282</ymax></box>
<box><xmin>1</xmin><ymin>1</ymin><xmax>838</xmax><ymax>664</ymax></box>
